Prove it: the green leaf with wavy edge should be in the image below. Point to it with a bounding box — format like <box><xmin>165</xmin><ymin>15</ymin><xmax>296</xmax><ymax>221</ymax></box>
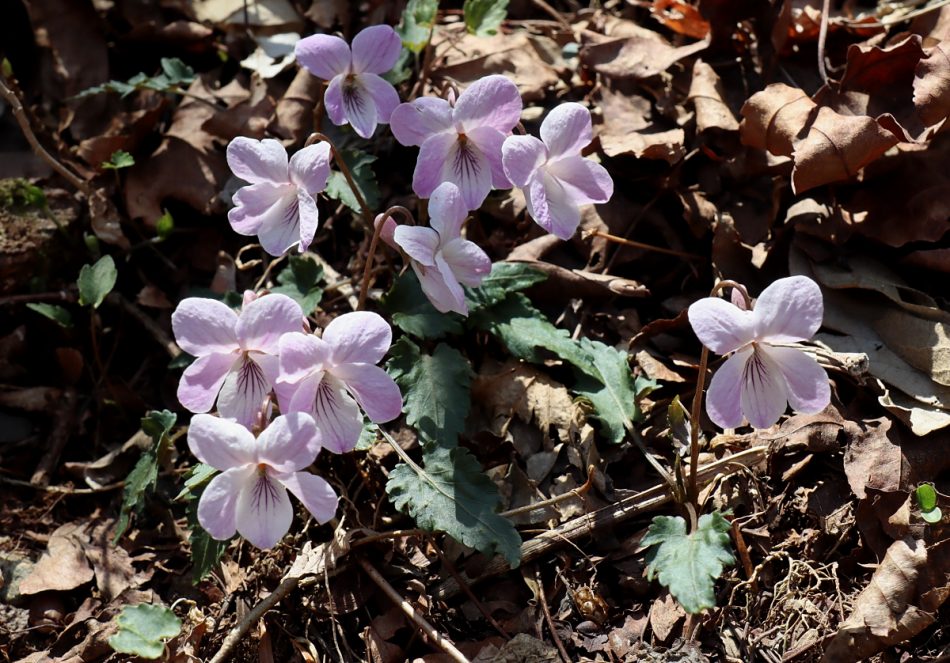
<box><xmin>115</xmin><ymin>410</ymin><xmax>176</xmax><ymax>542</ymax></box>
<box><xmin>383</xmin><ymin>270</ymin><xmax>464</xmax><ymax>339</ymax></box>
<box><xmin>642</xmin><ymin>512</ymin><xmax>735</xmax><ymax>614</ymax></box>
<box><xmin>270</xmin><ymin>255</ymin><xmax>324</xmax><ymax>314</ymax></box>
<box><xmin>78</xmin><ymin>255</ymin><xmax>117</xmax><ymax>309</ymax></box>
<box><xmin>463</xmin><ymin>0</ymin><xmax>508</xmax><ymax>36</ymax></box>
<box><xmin>109</xmin><ymin>604</ymin><xmax>181</xmax><ymax>659</ymax></box>
<box><xmin>397</xmin><ymin>0</ymin><xmax>438</xmax><ymax>52</ymax></box>
<box><xmin>464</xmin><ymin>261</ymin><xmax>547</xmax><ymax>312</ymax></box>
<box><xmin>326</xmin><ymin>151</ymin><xmax>380</xmax><ymax>213</ymax></box>
<box><xmin>77</xmin><ymin>57</ymin><xmax>195</xmax><ymax>99</ymax></box>
<box><xmin>387</xmin><ymin>337</ymin><xmax>472</xmax><ymax>450</ymax></box>
<box><xmin>101</xmin><ymin>150</ymin><xmax>135</xmax><ymax>170</ymax></box>
<box><xmin>385</xmin><ymin>438</ymin><xmax>521</xmax><ymax>566</ymax></box>
<box><xmin>26</xmin><ymin>302</ymin><xmax>72</xmax><ymax>328</ymax></box>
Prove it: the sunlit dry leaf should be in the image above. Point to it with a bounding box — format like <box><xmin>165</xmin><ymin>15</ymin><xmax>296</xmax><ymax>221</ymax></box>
<box><xmin>651</xmin><ymin>0</ymin><xmax>710</xmax><ymax>39</ymax></box>
<box><xmin>18</xmin><ymin>523</ymin><xmax>94</xmax><ymax>595</ymax></box>
<box><xmin>688</xmin><ymin>60</ymin><xmax>739</xmax><ymax>132</ymax></box>
<box><xmin>740</xmin><ymin>83</ymin><xmax>816</xmax><ymax>156</ymax></box>
<box><xmin>823</xmin><ymin>538</ymin><xmax>950</xmax><ymax>663</ymax></box>
<box><xmin>597</xmin><ymin>87</ymin><xmax>685</xmax><ymax>162</ymax></box>
<box><xmin>581</xmin><ymin>32</ymin><xmax>709</xmax><ymax>80</ymax></box>
<box><xmin>791</xmin><ymin>106</ymin><xmax>897</xmax><ymax>193</ymax></box>
<box><xmin>914</xmin><ymin>42</ymin><xmax>950</xmax><ymax>129</ymax></box>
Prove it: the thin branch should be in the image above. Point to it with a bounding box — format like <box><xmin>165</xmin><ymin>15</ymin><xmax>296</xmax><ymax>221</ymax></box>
<box><xmin>535</xmin><ymin>567</ymin><xmax>571</xmax><ymax>663</ymax></box>
<box><xmin>500</xmin><ymin>464</ymin><xmax>594</xmax><ymax>519</ymax></box>
<box><xmin>356</xmin><ymin>557</ymin><xmax>471</xmax><ymax>663</ymax></box>
<box><xmin>358</xmin><ymin>206</ymin><xmax>413</xmax><ymax>310</ymax></box>
<box><xmin>0</xmin><ymin>76</ymin><xmax>89</xmax><ymax>195</ymax></box>
<box><xmin>584</xmin><ymin>229</ymin><xmax>704</xmax><ymax>261</ymax></box>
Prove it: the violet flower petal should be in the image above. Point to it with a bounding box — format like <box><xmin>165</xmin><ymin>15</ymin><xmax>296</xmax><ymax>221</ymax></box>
<box><xmin>171</xmin><ymin>298</ymin><xmax>239</xmax><ymax>356</ymax></box>
<box><xmin>236</xmin><ymin>293</ymin><xmax>304</xmax><ymax>355</ymax></box>
<box><xmin>341</xmin><ymin>78</ymin><xmax>379</xmax><ymax>139</ymax></box>
<box><xmin>289</xmin><ymin>142</ymin><xmax>332</xmax><ymax>193</ymax></box>
<box><xmin>197</xmin><ymin>466</ymin><xmax>251</xmax><ymax>540</ymax></box>
<box><xmin>187</xmin><ymin>413</ymin><xmax>257</xmax><ymax>470</ymax></box>
<box><xmin>413</xmin><ymin>262</ymin><xmax>465</xmax><ymax>315</ymax></box>
<box><xmin>390</xmin><ymin>97</ymin><xmax>454</xmax><ymax>147</ymax></box>
<box><xmin>226</xmin><ymin>137</ymin><xmax>289</xmax><ymax>185</ymax></box>
<box><xmin>466</xmin><ymin>125</ymin><xmax>510</xmax><ymax>189</ymax></box>
<box><xmin>229</xmin><ymin>183</ymin><xmax>295</xmax><ymax>236</ymax></box>
<box><xmin>296</xmin><ymin>189</ymin><xmax>319</xmax><ymax>253</ymax></box>
<box><xmin>322</xmin><ymin>311</ymin><xmax>392</xmax><ymax>366</ymax></box>
<box><xmin>548</xmin><ymin>156</ymin><xmax>614</xmax><ymax>204</ymax></box>
<box><xmin>256</xmin><ymin>412</ymin><xmax>322</xmax><ymax>473</ymax></box>
<box><xmin>704</xmin><ymin>348</ymin><xmax>749</xmax><ymax>429</ymax></box>
<box><xmin>453</xmin><ymin>75</ymin><xmax>522</xmax><ymax>134</ymax></box>
<box><xmin>217</xmin><ymin>355</ymin><xmax>271</xmax><ymax>429</ymax></box>
<box><xmin>276</xmin><ymin>471</ymin><xmax>339</xmax><ymax>524</ymax></box>
<box><xmin>444</xmin><ymin>137</ymin><xmax>493</xmax><ymax>210</ymax></box>
<box><xmin>501</xmin><ymin>135</ymin><xmax>547</xmax><ymax>188</ymax></box>
<box><xmin>351</xmin><ymin>25</ymin><xmax>401</xmax><ymax>75</ymax></box>
<box><xmin>686</xmin><ymin>297</ymin><xmax>756</xmax><ymax>355</ymax></box>
<box><xmin>753</xmin><ymin>275</ymin><xmax>824</xmax><ymax>344</ymax></box>
<box><xmin>393</xmin><ymin>225</ymin><xmax>440</xmax><ymax>266</ymax></box>
<box><xmin>427</xmin><ymin>182</ymin><xmax>467</xmax><ymax>238</ymax></box>
<box><xmin>235</xmin><ymin>470</ymin><xmax>293</xmax><ymax>549</ymax></box>
<box><xmin>323</xmin><ymin>75</ymin><xmax>347</xmax><ymax>126</ymax></box>
<box><xmin>766</xmin><ymin>345</ymin><xmax>831</xmax><ymax>414</ymax></box>
<box><xmin>295</xmin><ymin>34</ymin><xmax>351</xmax><ymax>80</ymax></box>
<box><xmin>359</xmin><ymin>73</ymin><xmax>400</xmax><ymax>124</ymax></box>
<box><xmin>178</xmin><ymin>353</ymin><xmax>237</xmax><ymax>414</ymax></box>
<box><xmin>312</xmin><ymin>376</ymin><xmax>364</xmax><ymax>453</ymax></box>
<box><xmin>412</xmin><ymin>132</ymin><xmax>457</xmax><ymax>198</ymax></box>
<box><xmin>441</xmin><ymin>238</ymin><xmax>491</xmax><ymax>287</ymax></box>
<box><xmin>278</xmin><ymin>332</ymin><xmax>332</xmax><ymax>384</ymax></box>
<box><xmin>332</xmin><ymin>363</ymin><xmax>403</xmax><ymax>423</ymax></box>
<box><xmin>526</xmin><ymin>173</ymin><xmax>582</xmax><ymax>240</ymax></box>
<box><xmin>540</xmin><ymin>102</ymin><xmax>593</xmax><ymax>159</ymax></box>
<box><xmin>739</xmin><ymin>347</ymin><xmax>789</xmax><ymax>429</ymax></box>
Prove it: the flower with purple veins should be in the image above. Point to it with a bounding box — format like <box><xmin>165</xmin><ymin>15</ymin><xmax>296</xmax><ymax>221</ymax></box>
<box><xmin>227</xmin><ymin>137</ymin><xmax>331</xmax><ymax>256</ymax></box>
<box><xmin>295</xmin><ymin>25</ymin><xmax>402</xmax><ymax>139</ymax></box>
<box><xmin>390</xmin><ymin>182</ymin><xmax>491</xmax><ymax>315</ymax></box>
<box><xmin>501</xmin><ymin>102</ymin><xmax>614</xmax><ymax>240</ymax></box>
<box><xmin>390</xmin><ymin>75</ymin><xmax>523</xmax><ymax>210</ymax></box>
<box><xmin>276</xmin><ymin>311</ymin><xmax>403</xmax><ymax>454</ymax></box>
<box><xmin>687</xmin><ymin>276</ymin><xmax>831</xmax><ymax>430</ymax></box>
<box><xmin>173</xmin><ymin>292</ymin><xmax>305</xmax><ymax>429</ymax></box>
<box><xmin>189</xmin><ymin>412</ymin><xmax>338</xmax><ymax>549</ymax></box>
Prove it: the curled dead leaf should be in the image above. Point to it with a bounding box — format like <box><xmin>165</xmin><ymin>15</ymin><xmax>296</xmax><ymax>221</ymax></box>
<box><xmin>688</xmin><ymin>60</ymin><xmax>739</xmax><ymax>133</ymax></box>
<box><xmin>822</xmin><ymin>538</ymin><xmax>950</xmax><ymax>663</ymax></box>
<box><xmin>740</xmin><ymin>83</ymin><xmax>816</xmax><ymax>157</ymax></box>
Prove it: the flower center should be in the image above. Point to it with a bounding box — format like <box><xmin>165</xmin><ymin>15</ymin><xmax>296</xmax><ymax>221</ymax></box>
<box><xmin>453</xmin><ymin>135</ymin><xmax>481</xmax><ymax>180</ymax></box>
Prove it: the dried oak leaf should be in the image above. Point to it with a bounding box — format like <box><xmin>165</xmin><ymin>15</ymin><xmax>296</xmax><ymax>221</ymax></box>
<box><xmin>740</xmin><ymin>83</ymin><xmax>817</xmax><ymax>156</ymax></box>
<box><xmin>598</xmin><ymin>87</ymin><xmax>685</xmax><ymax>162</ymax></box>
<box><xmin>688</xmin><ymin>60</ymin><xmax>739</xmax><ymax>133</ymax></box>
<box><xmin>914</xmin><ymin>41</ymin><xmax>950</xmax><ymax>129</ymax></box>
<box><xmin>822</xmin><ymin>538</ymin><xmax>950</xmax><ymax>663</ymax></box>
<box><xmin>790</xmin><ymin>106</ymin><xmax>897</xmax><ymax>193</ymax></box>
<box><xmin>581</xmin><ymin>32</ymin><xmax>709</xmax><ymax>80</ymax></box>
<box><xmin>18</xmin><ymin>523</ymin><xmax>94</xmax><ymax>595</ymax></box>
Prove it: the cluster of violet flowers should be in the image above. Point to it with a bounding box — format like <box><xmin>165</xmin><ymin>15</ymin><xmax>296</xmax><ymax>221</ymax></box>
<box><xmin>173</xmin><ymin>24</ymin><xmax>833</xmax><ymax>551</ymax></box>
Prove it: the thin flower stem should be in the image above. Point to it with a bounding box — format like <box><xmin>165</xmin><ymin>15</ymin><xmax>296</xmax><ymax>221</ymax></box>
<box><xmin>305</xmin><ymin>132</ymin><xmax>374</xmax><ymax>230</ymax></box>
<box><xmin>0</xmin><ymin>76</ymin><xmax>89</xmax><ymax>195</ymax></box>
<box><xmin>817</xmin><ymin>0</ymin><xmax>832</xmax><ymax>84</ymax></box>
<box><xmin>357</xmin><ymin>206</ymin><xmax>414</xmax><ymax>310</ymax></box>
<box><xmin>584</xmin><ymin>229</ymin><xmax>704</xmax><ymax>261</ymax></box>
<box><xmin>686</xmin><ymin>279</ymin><xmax>750</xmax><ymax>508</ymax></box>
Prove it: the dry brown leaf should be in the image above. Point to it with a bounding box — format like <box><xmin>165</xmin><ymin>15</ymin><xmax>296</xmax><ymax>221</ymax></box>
<box><xmin>648</xmin><ymin>592</ymin><xmax>685</xmax><ymax>642</ymax></box>
<box><xmin>430</xmin><ymin>29</ymin><xmax>563</xmax><ymax>102</ymax></box>
<box><xmin>269</xmin><ymin>68</ymin><xmax>322</xmax><ymax>143</ymax></box>
<box><xmin>688</xmin><ymin>60</ymin><xmax>739</xmax><ymax>133</ymax></box>
<box><xmin>598</xmin><ymin>87</ymin><xmax>685</xmax><ymax>162</ymax></box>
<box><xmin>822</xmin><ymin>538</ymin><xmax>950</xmax><ymax>663</ymax></box>
<box><xmin>740</xmin><ymin>83</ymin><xmax>816</xmax><ymax>157</ymax></box>
<box><xmin>791</xmin><ymin>106</ymin><xmax>898</xmax><ymax>193</ymax></box>
<box><xmin>914</xmin><ymin>41</ymin><xmax>950</xmax><ymax>129</ymax></box>
<box><xmin>651</xmin><ymin>0</ymin><xmax>710</xmax><ymax>39</ymax></box>
<box><xmin>580</xmin><ymin>32</ymin><xmax>709</xmax><ymax>80</ymax></box>
<box><xmin>18</xmin><ymin>523</ymin><xmax>94</xmax><ymax>595</ymax></box>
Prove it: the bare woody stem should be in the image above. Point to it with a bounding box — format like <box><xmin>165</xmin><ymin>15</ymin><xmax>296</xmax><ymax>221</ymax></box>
<box><xmin>0</xmin><ymin>75</ymin><xmax>89</xmax><ymax>195</ymax></box>
<box><xmin>686</xmin><ymin>279</ymin><xmax>751</xmax><ymax>508</ymax></box>
<box><xmin>584</xmin><ymin>229</ymin><xmax>704</xmax><ymax>261</ymax></box>
<box><xmin>357</xmin><ymin>205</ymin><xmax>413</xmax><ymax>310</ymax></box>
<box><xmin>305</xmin><ymin>132</ymin><xmax>373</xmax><ymax>230</ymax></box>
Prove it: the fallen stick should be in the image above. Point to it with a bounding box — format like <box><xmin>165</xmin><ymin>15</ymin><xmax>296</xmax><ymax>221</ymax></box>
<box><xmin>432</xmin><ymin>445</ymin><xmax>768</xmax><ymax>601</ymax></box>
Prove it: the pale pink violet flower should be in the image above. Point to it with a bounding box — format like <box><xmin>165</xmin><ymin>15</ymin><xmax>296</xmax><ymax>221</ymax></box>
<box><xmin>173</xmin><ymin>292</ymin><xmax>304</xmax><ymax>429</ymax></box>
<box><xmin>295</xmin><ymin>25</ymin><xmax>402</xmax><ymax>139</ymax></box>
<box><xmin>391</xmin><ymin>182</ymin><xmax>490</xmax><ymax>315</ymax></box>
<box><xmin>501</xmin><ymin>103</ymin><xmax>613</xmax><ymax>240</ymax></box>
<box><xmin>687</xmin><ymin>276</ymin><xmax>830</xmax><ymax>430</ymax></box>
<box><xmin>227</xmin><ymin>137</ymin><xmax>331</xmax><ymax>256</ymax></box>
<box><xmin>390</xmin><ymin>75</ymin><xmax>523</xmax><ymax>210</ymax></box>
<box><xmin>189</xmin><ymin>413</ymin><xmax>338</xmax><ymax>549</ymax></box>
<box><xmin>277</xmin><ymin>312</ymin><xmax>402</xmax><ymax>453</ymax></box>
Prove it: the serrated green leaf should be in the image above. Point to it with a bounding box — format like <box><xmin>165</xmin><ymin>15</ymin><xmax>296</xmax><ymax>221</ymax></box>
<box><xmin>463</xmin><ymin>0</ymin><xmax>508</xmax><ymax>36</ymax></box>
<box><xmin>642</xmin><ymin>512</ymin><xmax>734</xmax><ymax>614</ymax></box>
<box><xmin>26</xmin><ymin>302</ymin><xmax>72</xmax><ymax>328</ymax></box>
<box><xmin>355</xmin><ymin>421</ymin><xmax>379</xmax><ymax>450</ymax></box>
<box><xmin>141</xmin><ymin>410</ymin><xmax>176</xmax><ymax>442</ymax></box>
<box><xmin>574</xmin><ymin>338</ymin><xmax>652</xmax><ymax>444</ymax></box>
<box><xmin>76</xmin><ymin>58</ymin><xmax>194</xmax><ymax>99</ymax></box>
<box><xmin>186</xmin><ymin>498</ymin><xmax>229</xmax><ymax>582</ymax></box>
<box><xmin>397</xmin><ymin>0</ymin><xmax>438</xmax><ymax>52</ymax></box>
<box><xmin>160</xmin><ymin>57</ymin><xmax>195</xmax><ymax>85</ymax></box>
<box><xmin>114</xmin><ymin>452</ymin><xmax>159</xmax><ymax>542</ymax></box>
<box><xmin>326</xmin><ymin>151</ymin><xmax>380</xmax><ymax>213</ymax></box>
<box><xmin>386</xmin><ymin>443</ymin><xmax>521</xmax><ymax>566</ymax></box>
<box><xmin>465</xmin><ymin>261</ymin><xmax>547</xmax><ymax>312</ymax></box>
<box><xmin>382</xmin><ymin>270</ymin><xmax>464</xmax><ymax>339</ymax></box>
<box><xmin>101</xmin><ymin>150</ymin><xmax>135</xmax><ymax>170</ymax></box>
<box><xmin>109</xmin><ymin>603</ymin><xmax>181</xmax><ymax>659</ymax></box>
<box><xmin>916</xmin><ymin>483</ymin><xmax>938</xmax><ymax>512</ymax></box>
<box><xmin>922</xmin><ymin>507</ymin><xmax>943</xmax><ymax>524</ymax></box>
<box><xmin>175</xmin><ymin>463</ymin><xmax>217</xmax><ymax>501</ymax></box>
<box><xmin>78</xmin><ymin>255</ymin><xmax>117</xmax><ymax>308</ymax></box>
<box><xmin>387</xmin><ymin>338</ymin><xmax>472</xmax><ymax>450</ymax></box>
<box><xmin>270</xmin><ymin>255</ymin><xmax>324</xmax><ymax>314</ymax></box>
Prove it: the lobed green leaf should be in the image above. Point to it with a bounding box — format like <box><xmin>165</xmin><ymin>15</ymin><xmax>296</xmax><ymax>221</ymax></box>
<box><xmin>109</xmin><ymin>603</ymin><xmax>181</xmax><ymax>659</ymax></box>
<box><xmin>463</xmin><ymin>0</ymin><xmax>509</xmax><ymax>36</ymax></box>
